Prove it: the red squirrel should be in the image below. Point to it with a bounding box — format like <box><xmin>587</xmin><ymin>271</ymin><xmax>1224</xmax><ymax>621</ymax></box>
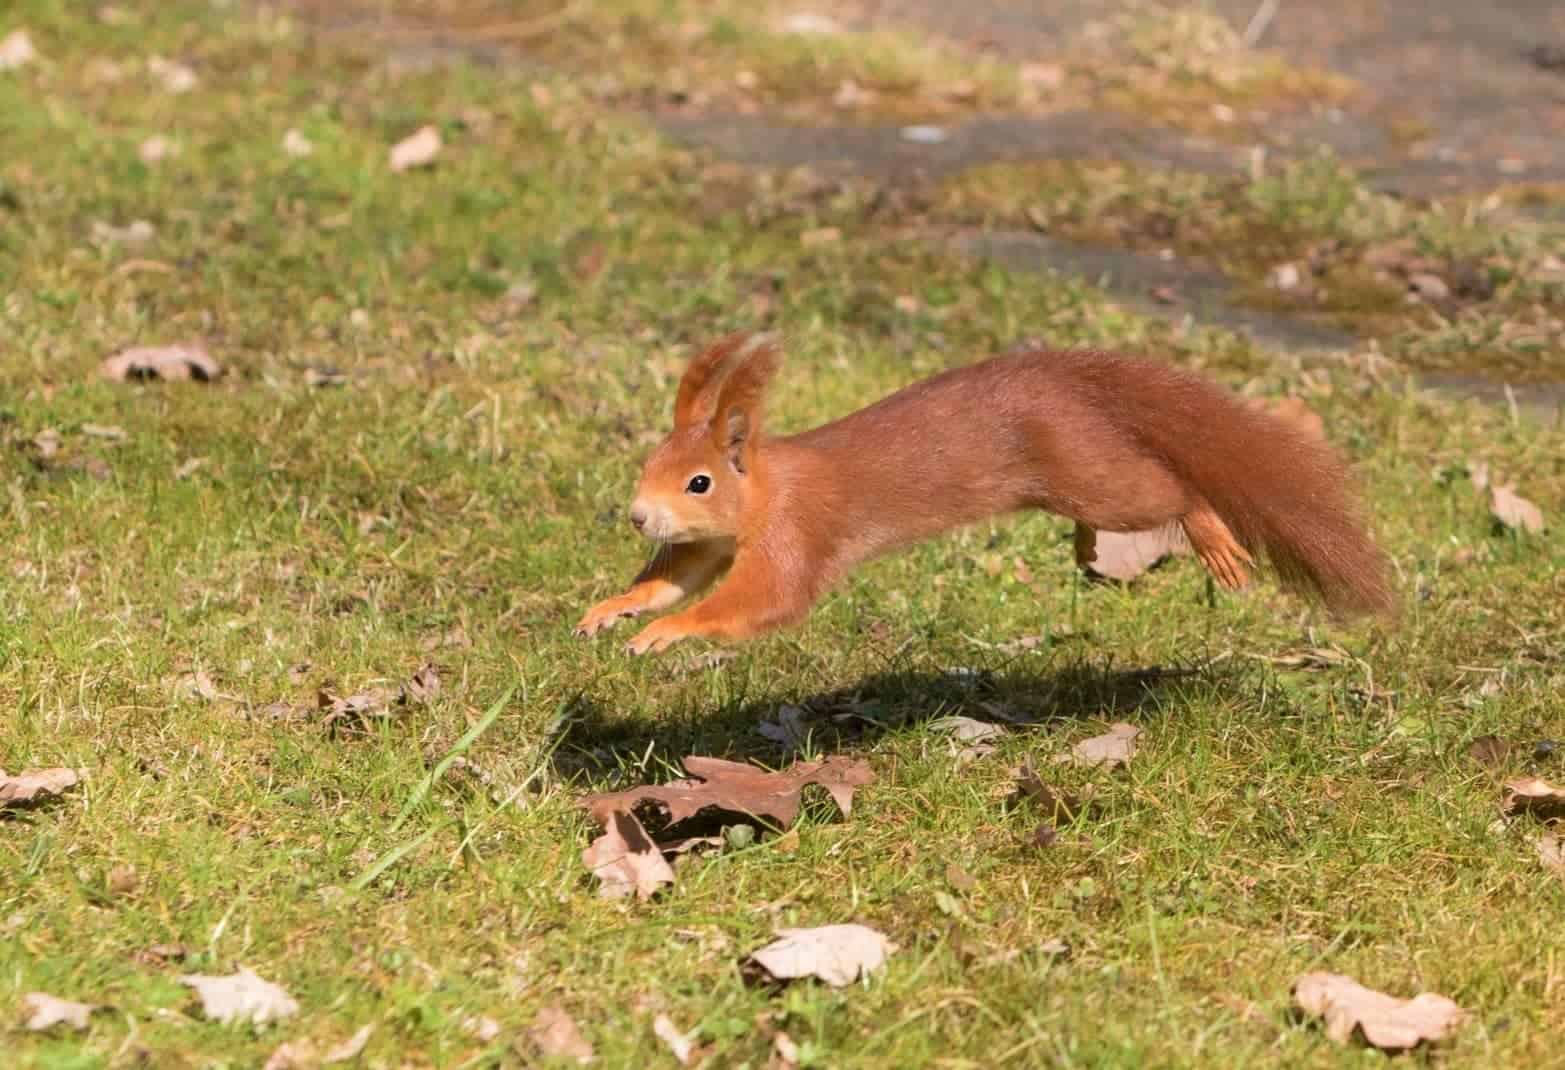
<box><xmin>576</xmin><ymin>332</ymin><xmax>1393</xmax><ymax>655</ymax></box>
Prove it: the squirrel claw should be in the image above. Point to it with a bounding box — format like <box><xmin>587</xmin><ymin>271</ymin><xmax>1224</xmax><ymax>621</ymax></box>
<box><xmin>626</xmin><ymin>619</ymin><xmax>688</xmax><ymax>656</ymax></box>
<box><xmin>575</xmin><ymin>599</ymin><xmax>641</xmax><ymax>637</ymax></box>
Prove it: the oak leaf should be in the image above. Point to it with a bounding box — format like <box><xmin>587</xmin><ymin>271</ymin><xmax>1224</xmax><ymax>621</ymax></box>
<box><xmin>22</xmin><ymin>992</ymin><xmax>98</xmax><ymax>1032</ymax></box>
<box><xmin>581</xmin><ymin>755</ymin><xmax>873</xmax><ymax>830</ymax></box>
<box><xmin>1054</xmin><ymin>722</ymin><xmax>1140</xmax><ymax>769</ymax></box>
<box><xmin>527</xmin><ymin>1005</ymin><xmax>593</xmax><ymax>1064</ymax></box>
<box><xmin>582</xmin><ymin>810</ymin><xmax>675</xmax><ymax>900</ymax></box>
<box><xmin>1293</xmin><ymin>972</ymin><xmax>1465</xmax><ymax>1050</ymax></box>
<box><xmin>179</xmin><ymin>967</ymin><xmax>299</xmax><ymax>1025</ymax></box>
<box><xmin>748</xmin><ymin>924</ymin><xmax>895</xmax><ymax>988</ymax></box>
<box><xmin>1502</xmin><ymin>777</ymin><xmax>1565</xmax><ymax>821</ymax></box>
<box><xmin>0</xmin><ymin>768</ymin><xmax>80</xmax><ymax>807</ymax></box>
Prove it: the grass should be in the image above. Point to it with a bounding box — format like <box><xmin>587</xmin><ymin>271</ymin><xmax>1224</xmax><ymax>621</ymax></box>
<box><xmin>936</xmin><ymin>155</ymin><xmax>1565</xmax><ymax>382</ymax></box>
<box><xmin>4</xmin><ymin>2</ymin><xmax>1565</xmax><ymax>1067</ymax></box>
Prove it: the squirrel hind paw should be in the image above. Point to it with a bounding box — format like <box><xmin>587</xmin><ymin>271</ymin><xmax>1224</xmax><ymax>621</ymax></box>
<box><xmin>1181</xmin><ymin>507</ymin><xmax>1254</xmax><ymax>591</ymax></box>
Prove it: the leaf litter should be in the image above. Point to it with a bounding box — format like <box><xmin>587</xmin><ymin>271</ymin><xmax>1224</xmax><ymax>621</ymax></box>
<box><xmin>581</xmin><ymin>810</ymin><xmax>675</xmax><ymax>900</ymax></box>
<box><xmin>527</xmin><ymin>1004</ymin><xmax>593</xmax><ymax>1064</ymax></box>
<box><xmin>579</xmin><ymin>754</ymin><xmax>872</xmax><ymax>896</ymax></box>
<box><xmin>0</xmin><ymin>768</ymin><xmax>80</xmax><ymax>807</ymax></box>
<box><xmin>180</xmin><ymin>967</ymin><xmax>299</xmax><ymax>1025</ymax></box>
<box><xmin>100</xmin><ymin>343</ymin><xmax>221</xmax><ymax>382</ymax></box>
<box><xmin>1054</xmin><ymin>722</ymin><xmax>1141</xmax><ymax>769</ymax></box>
<box><xmin>22</xmin><ymin>992</ymin><xmax>99</xmax><ymax>1032</ymax></box>
<box><xmin>747</xmin><ymin>924</ymin><xmax>896</xmax><ymax>988</ymax></box>
<box><xmin>1501</xmin><ymin>777</ymin><xmax>1565</xmax><ymax>821</ymax></box>
<box><xmin>1292</xmin><ymin>972</ymin><xmax>1466</xmax><ymax>1051</ymax></box>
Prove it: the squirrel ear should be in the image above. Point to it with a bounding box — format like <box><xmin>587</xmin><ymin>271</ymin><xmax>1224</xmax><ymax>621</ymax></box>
<box><xmin>711</xmin><ymin>334</ymin><xmax>782</xmax><ymax>472</ymax></box>
<box><xmin>673</xmin><ymin>332</ymin><xmax>753</xmax><ymax>429</ymax></box>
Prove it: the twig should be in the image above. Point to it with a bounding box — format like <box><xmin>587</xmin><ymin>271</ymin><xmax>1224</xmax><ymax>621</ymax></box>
<box><xmin>1242</xmin><ymin>0</ymin><xmax>1280</xmax><ymax>48</ymax></box>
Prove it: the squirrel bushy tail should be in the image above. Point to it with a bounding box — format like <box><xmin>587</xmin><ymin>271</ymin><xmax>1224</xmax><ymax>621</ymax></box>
<box><xmin>1073</xmin><ymin>353</ymin><xmax>1394</xmax><ymax>618</ymax></box>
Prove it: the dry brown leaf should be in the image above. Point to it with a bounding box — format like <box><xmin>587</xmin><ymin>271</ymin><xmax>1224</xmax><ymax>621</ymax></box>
<box><xmin>91</xmin><ymin>220</ymin><xmax>156</xmax><ymax>245</ymax></box>
<box><xmin>389</xmin><ymin>125</ymin><xmax>441</xmax><ymax>172</ymax></box>
<box><xmin>1014</xmin><ymin>765</ymin><xmax>1089</xmax><ymax>821</ymax></box>
<box><xmin>800</xmin><ymin>227</ymin><xmax>841</xmax><ymax>247</ymax></box>
<box><xmin>1054</xmin><ymin>723</ymin><xmax>1140</xmax><ymax>769</ymax></box>
<box><xmin>748</xmin><ymin>924</ymin><xmax>896</xmax><ymax>988</ymax></box>
<box><xmin>462</xmin><ymin>1015</ymin><xmax>501</xmax><ymax>1042</ymax></box>
<box><xmin>1535</xmin><ymin>833</ymin><xmax>1565</xmax><ymax>878</ymax></box>
<box><xmin>1074</xmin><ymin>523</ymin><xmax>1188</xmax><ymax>582</ymax></box>
<box><xmin>100</xmin><ymin>343</ymin><xmax>221</xmax><ymax>383</ymax></box>
<box><xmin>1491</xmin><ymin>485</ymin><xmax>1545</xmax><ymax>534</ymax></box>
<box><xmin>528</xmin><ymin>1005</ymin><xmax>593</xmax><ymax>1064</ymax></box>
<box><xmin>180</xmin><ymin>967</ymin><xmax>299</xmax><ymax>1025</ymax></box>
<box><xmin>403</xmin><ymin>663</ymin><xmax>441</xmax><ymax>704</ymax></box>
<box><xmin>1466</xmin><ymin>735</ymin><xmax>1511</xmax><ymax>769</ymax></box>
<box><xmin>0</xmin><ymin>29</ymin><xmax>38</xmax><ymax>70</ymax></box>
<box><xmin>282</xmin><ymin>129</ymin><xmax>314</xmax><ymax>158</ymax></box>
<box><xmin>582</xmin><ymin>810</ymin><xmax>675</xmax><ymax>900</ymax></box>
<box><xmin>581</xmin><ymin>755</ymin><xmax>873</xmax><ymax>830</ymax></box>
<box><xmin>1293</xmin><ymin>972</ymin><xmax>1466</xmax><ymax>1050</ymax></box>
<box><xmin>323</xmin><ymin>1023</ymin><xmax>374</xmax><ymax>1063</ymax></box>
<box><xmin>652</xmin><ymin>1013</ymin><xmax>698</xmax><ymax>1066</ymax></box>
<box><xmin>138</xmin><ymin>135</ymin><xmax>177</xmax><ymax>164</ymax></box>
<box><xmin>930</xmin><ymin>716</ymin><xmax>1006</xmax><ymax>745</ymax></box>
<box><xmin>1502</xmin><ymin>776</ymin><xmax>1565</xmax><ymax>820</ymax></box>
<box><xmin>22</xmin><ymin>992</ymin><xmax>98</xmax><ymax>1032</ymax></box>
<box><xmin>0</xmin><ymin>767</ymin><xmax>80</xmax><ymax>807</ymax></box>
<box><xmin>148</xmin><ymin>56</ymin><xmax>197</xmax><ymax>93</ymax></box>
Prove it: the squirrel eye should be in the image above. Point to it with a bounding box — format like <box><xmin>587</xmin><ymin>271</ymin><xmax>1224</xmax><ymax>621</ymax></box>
<box><xmin>685</xmin><ymin>474</ymin><xmax>711</xmax><ymax>495</ymax></box>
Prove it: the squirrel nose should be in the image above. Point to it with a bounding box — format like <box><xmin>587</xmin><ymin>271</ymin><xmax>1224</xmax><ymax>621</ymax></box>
<box><xmin>629</xmin><ymin>505</ymin><xmax>648</xmax><ymax>531</ymax></box>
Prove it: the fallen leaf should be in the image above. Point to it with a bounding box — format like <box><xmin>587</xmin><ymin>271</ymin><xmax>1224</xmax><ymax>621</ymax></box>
<box><xmin>138</xmin><ymin>135</ymin><xmax>177</xmax><ymax>164</ymax></box>
<box><xmin>652</xmin><ymin>1013</ymin><xmax>698</xmax><ymax>1066</ymax></box>
<box><xmin>22</xmin><ymin>992</ymin><xmax>98</xmax><ymax>1032</ymax></box>
<box><xmin>91</xmin><ymin>219</ymin><xmax>156</xmax><ymax>245</ymax></box>
<box><xmin>757</xmin><ymin>704</ymin><xmax>811</xmax><ymax>750</ymax></box>
<box><xmin>100</xmin><ymin>343</ymin><xmax>221</xmax><ymax>383</ymax></box>
<box><xmin>1054</xmin><ymin>723</ymin><xmax>1141</xmax><ymax>769</ymax></box>
<box><xmin>1029</xmin><ymin>823</ymin><xmax>1058</xmax><ymax>849</ymax></box>
<box><xmin>282</xmin><ymin>129</ymin><xmax>314</xmax><ymax>158</ymax></box>
<box><xmin>1468</xmin><ymin>459</ymin><xmax>1491</xmax><ymax>491</ymax></box>
<box><xmin>780</xmin><ymin>12</ymin><xmax>840</xmax><ymax>34</ymax></box>
<box><xmin>581</xmin><ymin>755</ymin><xmax>874</xmax><ymax>831</ymax></box>
<box><xmin>81</xmin><ymin>423</ymin><xmax>128</xmax><ymax>441</ymax></box>
<box><xmin>179</xmin><ymin>967</ymin><xmax>300</xmax><ymax>1025</ymax></box>
<box><xmin>945</xmin><ymin>863</ymin><xmax>977</xmax><ymax>892</ymax></box>
<box><xmin>1407</xmin><ymin>273</ymin><xmax>1451</xmax><ymax>300</ymax></box>
<box><xmin>1293</xmin><ymin>972</ymin><xmax>1466</xmax><ymax>1051</ymax></box>
<box><xmin>929</xmin><ymin>716</ymin><xmax>1005</xmax><ymax>745</ymax></box>
<box><xmin>1074</xmin><ymin>523</ymin><xmax>1187</xmax><ymax>582</ymax></box>
<box><xmin>264</xmin><ymin>1041</ymin><xmax>314</xmax><ymax>1070</ymax></box>
<box><xmin>0</xmin><ymin>29</ymin><xmax>37</xmax><ymax>70</ymax></box>
<box><xmin>462</xmin><ymin>1015</ymin><xmax>501</xmax><ymax>1042</ymax></box>
<box><xmin>582</xmin><ymin>810</ymin><xmax>675</xmax><ymax>900</ymax></box>
<box><xmin>147</xmin><ymin>56</ymin><xmax>197</xmax><ymax>93</ymax></box>
<box><xmin>389</xmin><ymin>125</ymin><xmax>441</xmax><ymax>172</ymax></box>
<box><xmin>1013</xmin><ymin>765</ymin><xmax>1088</xmax><ymax>821</ymax></box>
<box><xmin>0</xmin><ymin>767</ymin><xmax>80</xmax><ymax>807</ymax></box>
<box><xmin>748</xmin><ymin>924</ymin><xmax>896</xmax><ymax>988</ymax></box>
<box><xmin>1535</xmin><ymin>833</ymin><xmax>1565</xmax><ymax>878</ymax></box>
<box><xmin>800</xmin><ymin>227</ymin><xmax>840</xmax><ymax>247</ymax></box>
<box><xmin>108</xmin><ymin>863</ymin><xmax>138</xmax><ymax>896</ymax></box>
<box><xmin>1491</xmin><ymin>485</ymin><xmax>1545</xmax><ymax>535</ymax></box>
<box><xmin>323</xmin><ymin>1024</ymin><xmax>374</xmax><ymax>1063</ymax></box>
<box><xmin>403</xmin><ymin>663</ymin><xmax>441</xmax><ymax>704</ymax></box>
<box><xmin>1502</xmin><ymin>777</ymin><xmax>1565</xmax><ymax>820</ymax></box>
<box><xmin>528</xmin><ymin>1004</ymin><xmax>593</xmax><ymax>1064</ymax></box>
<box><xmin>1466</xmin><ymin>735</ymin><xmax>1512</xmax><ymax>769</ymax></box>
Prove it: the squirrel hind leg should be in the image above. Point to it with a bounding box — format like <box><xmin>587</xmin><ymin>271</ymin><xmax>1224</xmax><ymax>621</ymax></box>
<box><xmin>1181</xmin><ymin>503</ymin><xmax>1254</xmax><ymax>591</ymax></box>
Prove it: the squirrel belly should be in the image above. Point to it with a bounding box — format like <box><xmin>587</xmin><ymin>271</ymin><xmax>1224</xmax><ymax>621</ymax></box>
<box><xmin>576</xmin><ymin>333</ymin><xmax>1394</xmax><ymax>656</ymax></box>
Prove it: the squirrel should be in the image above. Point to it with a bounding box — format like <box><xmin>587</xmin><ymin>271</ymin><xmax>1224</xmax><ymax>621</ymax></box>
<box><xmin>576</xmin><ymin>332</ymin><xmax>1394</xmax><ymax>655</ymax></box>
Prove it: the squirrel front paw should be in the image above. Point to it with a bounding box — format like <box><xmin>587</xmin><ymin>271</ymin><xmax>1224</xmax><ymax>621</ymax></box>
<box><xmin>625</xmin><ymin>617</ymin><xmax>692</xmax><ymax>656</ymax></box>
<box><xmin>574</xmin><ymin>597</ymin><xmax>643</xmax><ymax>638</ymax></box>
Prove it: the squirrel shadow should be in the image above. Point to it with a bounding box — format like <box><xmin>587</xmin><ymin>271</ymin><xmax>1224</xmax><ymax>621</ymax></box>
<box><xmin>547</xmin><ymin>656</ymin><xmax>1251</xmax><ymax>785</ymax></box>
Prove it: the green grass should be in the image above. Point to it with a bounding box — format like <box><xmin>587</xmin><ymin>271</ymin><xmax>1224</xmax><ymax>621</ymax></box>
<box><xmin>4</xmin><ymin>2</ymin><xmax>1565</xmax><ymax>1067</ymax></box>
<box><xmin>936</xmin><ymin>156</ymin><xmax>1565</xmax><ymax>383</ymax></box>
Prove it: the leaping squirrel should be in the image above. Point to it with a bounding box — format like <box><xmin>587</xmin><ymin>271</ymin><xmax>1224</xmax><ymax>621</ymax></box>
<box><xmin>577</xmin><ymin>332</ymin><xmax>1393</xmax><ymax>655</ymax></box>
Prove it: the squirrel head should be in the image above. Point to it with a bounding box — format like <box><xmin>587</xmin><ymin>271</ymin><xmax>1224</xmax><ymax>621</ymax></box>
<box><xmin>628</xmin><ymin>332</ymin><xmax>782</xmax><ymax>543</ymax></box>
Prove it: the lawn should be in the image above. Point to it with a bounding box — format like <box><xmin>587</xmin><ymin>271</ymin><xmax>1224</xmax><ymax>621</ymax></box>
<box><xmin>3</xmin><ymin>3</ymin><xmax>1564</xmax><ymax>1068</ymax></box>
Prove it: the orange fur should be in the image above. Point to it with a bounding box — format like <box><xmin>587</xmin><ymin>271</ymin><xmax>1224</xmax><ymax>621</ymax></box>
<box><xmin>577</xmin><ymin>334</ymin><xmax>1395</xmax><ymax>654</ymax></box>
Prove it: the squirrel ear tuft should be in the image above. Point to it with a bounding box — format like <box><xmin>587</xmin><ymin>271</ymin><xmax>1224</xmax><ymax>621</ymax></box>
<box><xmin>711</xmin><ymin>334</ymin><xmax>782</xmax><ymax>470</ymax></box>
<box><xmin>673</xmin><ymin>331</ymin><xmax>782</xmax><ymax>429</ymax></box>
